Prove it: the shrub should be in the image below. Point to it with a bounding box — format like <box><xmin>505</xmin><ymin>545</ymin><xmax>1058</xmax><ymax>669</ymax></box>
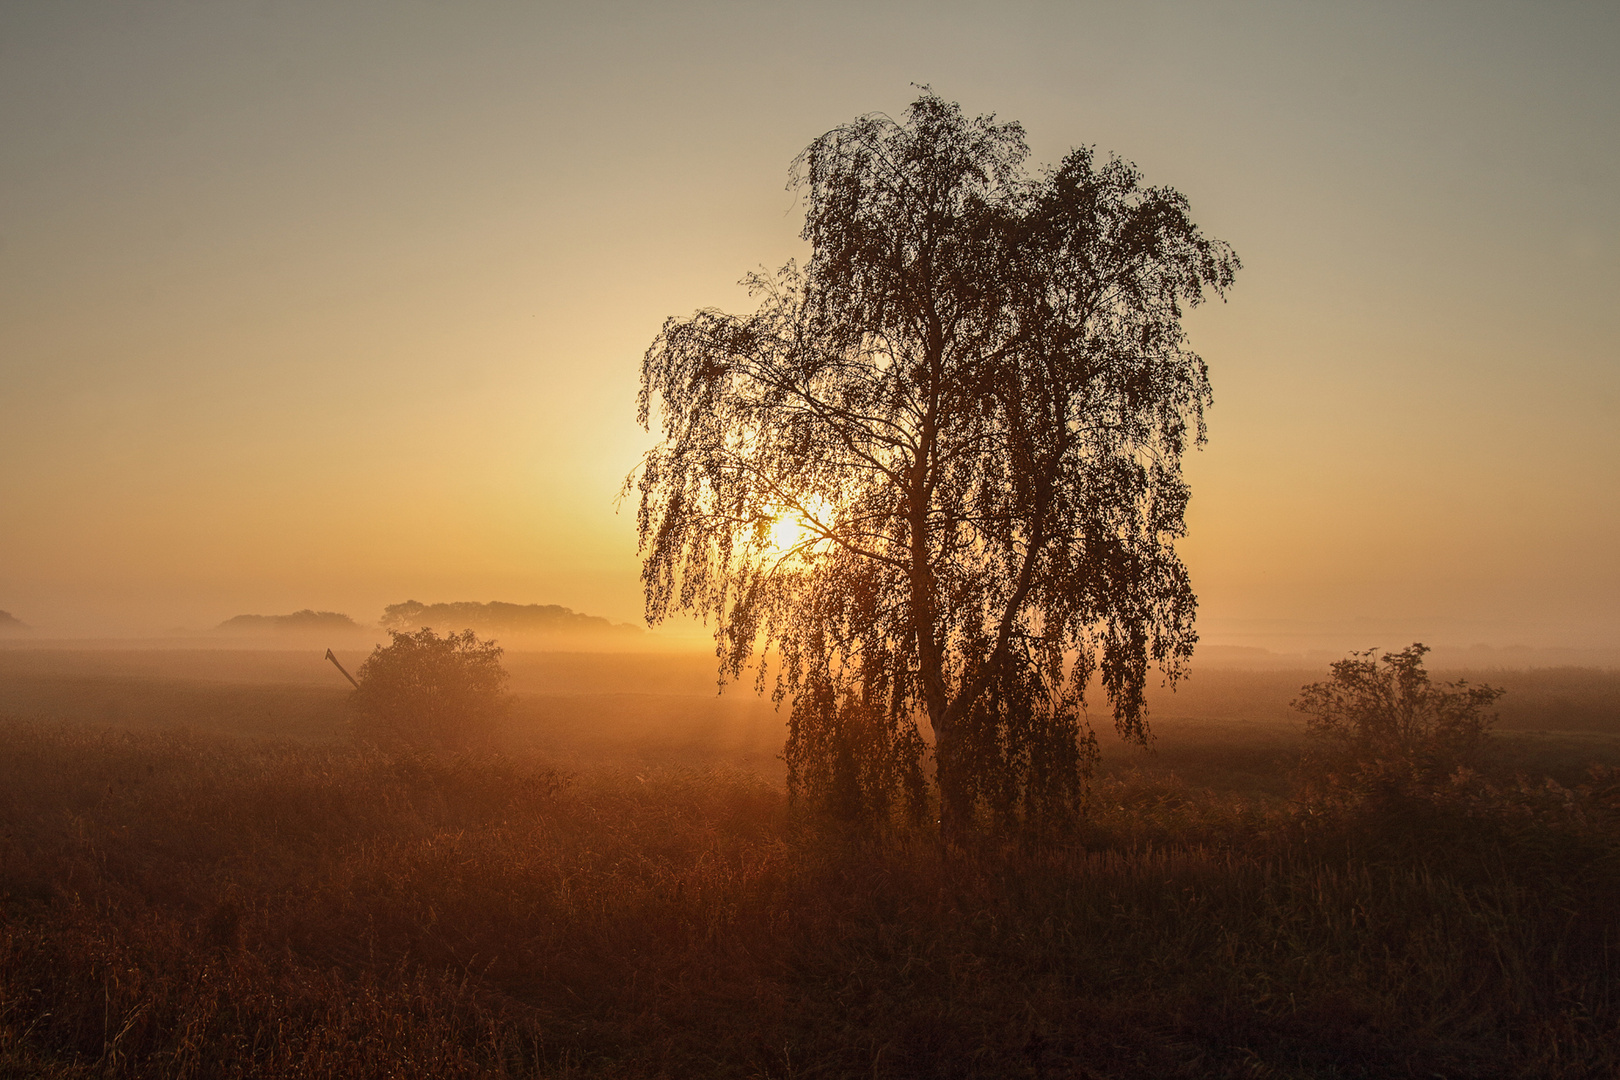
<box><xmin>347</xmin><ymin>627</ymin><xmax>511</xmax><ymax>751</ymax></box>
<box><xmin>1293</xmin><ymin>643</ymin><xmax>1502</xmax><ymax>793</ymax></box>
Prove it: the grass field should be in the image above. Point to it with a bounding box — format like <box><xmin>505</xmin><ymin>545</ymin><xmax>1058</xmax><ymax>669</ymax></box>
<box><xmin>1</xmin><ymin>648</ymin><xmax>1618</xmax><ymax>1077</ymax></box>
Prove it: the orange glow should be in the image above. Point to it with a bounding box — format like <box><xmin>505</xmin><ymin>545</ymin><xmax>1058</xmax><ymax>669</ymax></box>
<box><xmin>0</xmin><ymin>5</ymin><xmax>1613</xmax><ymax>654</ymax></box>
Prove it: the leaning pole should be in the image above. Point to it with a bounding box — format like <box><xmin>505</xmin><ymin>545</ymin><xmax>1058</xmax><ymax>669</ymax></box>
<box><xmin>324</xmin><ymin>648</ymin><xmax>360</xmax><ymax>689</ymax></box>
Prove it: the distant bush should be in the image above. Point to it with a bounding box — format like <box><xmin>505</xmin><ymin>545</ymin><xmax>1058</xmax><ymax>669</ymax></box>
<box><xmin>1293</xmin><ymin>643</ymin><xmax>1502</xmax><ymax>799</ymax></box>
<box><xmin>347</xmin><ymin>627</ymin><xmax>511</xmax><ymax>751</ymax></box>
<box><xmin>1286</xmin><ymin>645</ymin><xmax>1620</xmax><ymax>881</ymax></box>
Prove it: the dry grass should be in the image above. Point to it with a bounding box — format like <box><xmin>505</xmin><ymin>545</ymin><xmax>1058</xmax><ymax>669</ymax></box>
<box><xmin>1</xmin><ymin>720</ymin><xmax>1617</xmax><ymax>1078</ymax></box>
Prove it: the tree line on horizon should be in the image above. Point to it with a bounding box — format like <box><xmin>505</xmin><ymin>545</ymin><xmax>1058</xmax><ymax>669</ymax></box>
<box><xmin>212</xmin><ymin>600</ymin><xmax>641</xmax><ymax>637</ymax></box>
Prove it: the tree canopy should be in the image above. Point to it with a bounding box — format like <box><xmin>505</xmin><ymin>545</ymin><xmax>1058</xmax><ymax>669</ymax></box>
<box><xmin>633</xmin><ymin>92</ymin><xmax>1238</xmax><ymax>832</ymax></box>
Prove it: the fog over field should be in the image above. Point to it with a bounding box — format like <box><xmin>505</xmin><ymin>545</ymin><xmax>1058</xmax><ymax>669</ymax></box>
<box><xmin>4</xmin><ymin>639</ymin><xmax>1616</xmax><ymax>784</ymax></box>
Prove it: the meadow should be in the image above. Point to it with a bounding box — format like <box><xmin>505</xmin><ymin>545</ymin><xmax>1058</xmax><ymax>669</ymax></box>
<box><xmin>1</xmin><ymin>647</ymin><xmax>1618</xmax><ymax>1078</ymax></box>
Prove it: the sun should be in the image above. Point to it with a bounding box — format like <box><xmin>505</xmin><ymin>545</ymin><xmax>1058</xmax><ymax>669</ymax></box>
<box><xmin>761</xmin><ymin>497</ymin><xmax>833</xmax><ymax>557</ymax></box>
<box><xmin>768</xmin><ymin>514</ymin><xmax>810</xmax><ymax>553</ymax></box>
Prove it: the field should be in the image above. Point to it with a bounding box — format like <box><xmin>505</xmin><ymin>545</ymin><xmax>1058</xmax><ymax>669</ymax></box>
<box><xmin>2</xmin><ymin>646</ymin><xmax>1619</xmax><ymax>1078</ymax></box>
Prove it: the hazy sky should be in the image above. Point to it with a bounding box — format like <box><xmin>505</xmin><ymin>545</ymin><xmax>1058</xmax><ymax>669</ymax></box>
<box><xmin>2</xmin><ymin>1</ymin><xmax>1616</xmax><ymax>650</ymax></box>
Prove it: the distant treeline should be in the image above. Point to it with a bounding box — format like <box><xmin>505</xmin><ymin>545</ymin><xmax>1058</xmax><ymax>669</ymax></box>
<box><xmin>211</xmin><ymin>602</ymin><xmax>642</xmax><ymax>639</ymax></box>
<box><xmin>215</xmin><ymin>610</ymin><xmax>360</xmax><ymax>634</ymax></box>
<box><xmin>0</xmin><ymin>609</ymin><xmax>27</xmax><ymax>632</ymax></box>
<box><xmin>380</xmin><ymin>600</ymin><xmax>641</xmax><ymax>638</ymax></box>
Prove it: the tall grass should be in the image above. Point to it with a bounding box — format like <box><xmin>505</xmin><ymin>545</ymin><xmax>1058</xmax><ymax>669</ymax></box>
<box><xmin>1</xmin><ymin>720</ymin><xmax>1615</xmax><ymax>1078</ymax></box>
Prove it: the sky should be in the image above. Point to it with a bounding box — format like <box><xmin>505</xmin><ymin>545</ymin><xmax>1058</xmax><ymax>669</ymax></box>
<box><xmin>1</xmin><ymin>1</ymin><xmax>1616</xmax><ymax>652</ymax></box>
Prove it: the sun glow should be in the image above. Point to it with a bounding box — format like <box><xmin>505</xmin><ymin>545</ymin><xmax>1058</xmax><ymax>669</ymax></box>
<box><xmin>767</xmin><ymin>514</ymin><xmax>813</xmax><ymax>554</ymax></box>
<box><xmin>762</xmin><ymin>497</ymin><xmax>834</xmax><ymax>558</ymax></box>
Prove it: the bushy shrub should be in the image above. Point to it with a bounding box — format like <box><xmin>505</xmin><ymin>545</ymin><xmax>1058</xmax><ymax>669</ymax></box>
<box><xmin>1286</xmin><ymin>646</ymin><xmax>1620</xmax><ymax>880</ymax></box>
<box><xmin>347</xmin><ymin>627</ymin><xmax>511</xmax><ymax>752</ymax></box>
<box><xmin>1293</xmin><ymin>643</ymin><xmax>1502</xmax><ymax>800</ymax></box>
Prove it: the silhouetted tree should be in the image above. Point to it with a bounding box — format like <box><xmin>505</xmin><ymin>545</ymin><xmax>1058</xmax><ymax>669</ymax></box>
<box><xmin>348</xmin><ymin>627</ymin><xmax>511</xmax><ymax>752</ymax></box>
<box><xmin>632</xmin><ymin>92</ymin><xmax>1238</xmax><ymax>835</ymax></box>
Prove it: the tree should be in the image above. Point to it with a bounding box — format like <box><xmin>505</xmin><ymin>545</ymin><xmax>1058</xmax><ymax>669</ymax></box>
<box><xmin>1293</xmin><ymin>643</ymin><xmax>1503</xmax><ymax>792</ymax></box>
<box><xmin>348</xmin><ymin>627</ymin><xmax>511</xmax><ymax>752</ymax></box>
<box><xmin>632</xmin><ymin>92</ymin><xmax>1238</xmax><ymax>834</ymax></box>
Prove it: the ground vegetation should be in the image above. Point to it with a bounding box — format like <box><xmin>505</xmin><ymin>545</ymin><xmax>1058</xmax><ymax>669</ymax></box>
<box><xmin>1</xmin><ymin>700</ymin><xmax>1616</xmax><ymax>1078</ymax></box>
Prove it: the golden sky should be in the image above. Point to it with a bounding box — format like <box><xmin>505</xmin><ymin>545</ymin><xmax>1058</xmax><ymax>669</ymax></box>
<box><xmin>1</xmin><ymin>2</ymin><xmax>1616</xmax><ymax>651</ymax></box>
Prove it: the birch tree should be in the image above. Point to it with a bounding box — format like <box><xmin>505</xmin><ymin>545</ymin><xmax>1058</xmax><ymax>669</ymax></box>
<box><xmin>632</xmin><ymin>92</ymin><xmax>1238</xmax><ymax>834</ymax></box>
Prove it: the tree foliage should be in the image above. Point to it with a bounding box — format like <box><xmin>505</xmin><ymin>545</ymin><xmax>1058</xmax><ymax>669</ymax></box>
<box><xmin>632</xmin><ymin>92</ymin><xmax>1238</xmax><ymax>832</ymax></box>
<box><xmin>348</xmin><ymin>627</ymin><xmax>511</xmax><ymax>752</ymax></box>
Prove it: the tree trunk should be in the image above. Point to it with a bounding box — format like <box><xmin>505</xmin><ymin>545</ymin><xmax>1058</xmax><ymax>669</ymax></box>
<box><xmin>934</xmin><ymin>720</ymin><xmax>972</xmax><ymax>843</ymax></box>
